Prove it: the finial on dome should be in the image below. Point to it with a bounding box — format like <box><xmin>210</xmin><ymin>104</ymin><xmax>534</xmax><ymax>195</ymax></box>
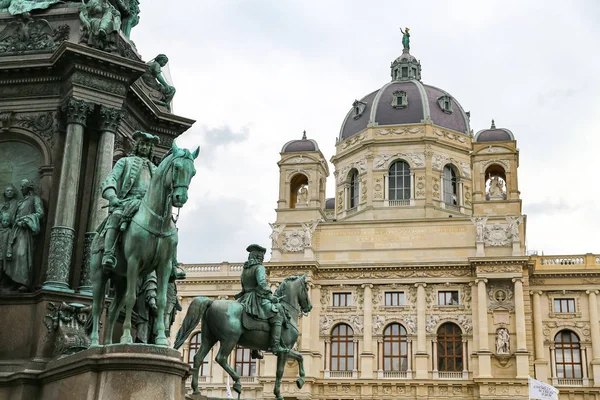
<box><xmin>302</xmin><ymin>130</ymin><xmax>307</xmax><ymax>140</ymax></box>
<box><xmin>391</xmin><ymin>27</ymin><xmax>421</xmax><ymax>82</ymax></box>
<box><xmin>491</xmin><ymin>119</ymin><xmax>496</xmax><ymax>129</ymax></box>
<box><xmin>400</xmin><ymin>26</ymin><xmax>410</xmax><ymax>52</ymax></box>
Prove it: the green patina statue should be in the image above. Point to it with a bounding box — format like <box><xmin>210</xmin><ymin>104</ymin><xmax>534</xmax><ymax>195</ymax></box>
<box><xmin>142</xmin><ymin>54</ymin><xmax>176</xmax><ymax>113</ymax></box>
<box><xmin>400</xmin><ymin>26</ymin><xmax>410</xmax><ymax>51</ymax></box>
<box><xmin>0</xmin><ymin>0</ymin><xmax>63</xmax><ymax>15</ymax></box>
<box><xmin>113</xmin><ymin>0</ymin><xmax>139</xmax><ymax>39</ymax></box>
<box><xmin>79</xmin><ymin>0</ymin><xmax>122</xmax><ymax>52</ymax></box>
<box><xmin>175</xmin><ymin>247</ymin><xmax>313</xmax><ymax>400</ymax></box>
<box><xmin>89</xmin><ymin>138</ymin><xmax>199</xmax><ymax>347</ymax></box>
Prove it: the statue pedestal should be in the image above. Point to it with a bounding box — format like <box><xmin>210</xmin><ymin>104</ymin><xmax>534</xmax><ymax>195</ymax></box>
<box><xmin>40</xmin><ymin>344</ymin><xmax>189</xmax><ymax>400</ymax></box>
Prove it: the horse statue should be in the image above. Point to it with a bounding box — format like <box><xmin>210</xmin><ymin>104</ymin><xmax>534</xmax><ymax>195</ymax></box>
<box><xmin>175</xmin><ymin>275</ymin><xmax>312</xmax><ymax>400</ymax></box>
<box><xmin>89</xmin><ymin>141</ymin><xmax>199</xmax><ymax>346</ymax></box>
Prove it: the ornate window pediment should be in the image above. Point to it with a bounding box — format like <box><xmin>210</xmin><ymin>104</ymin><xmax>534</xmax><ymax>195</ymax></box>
<box><xmin>352</xmin><ymin>99</ymin><xmax>367</xmax><ymax>119</ymax></box>
<box><xmin>437</xmin><ymin>95</ymin><xmax>453</xmax><ymax>114</ymax></box>
<box><xmin>391</xmin><ymin>90</ymin><xmax>408</xmax><ymax>108</ymax></box>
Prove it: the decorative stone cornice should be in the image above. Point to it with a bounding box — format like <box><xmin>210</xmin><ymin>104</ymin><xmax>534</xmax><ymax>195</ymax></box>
<box><xmin>64</xmin><ymin>98</ymin><xmax>95</xmax><ymax>126</ymax></box>
<box><xmin>98</xmin><ymin>106</ymin><xmax>124</xmax><ymax>133</ymax></box>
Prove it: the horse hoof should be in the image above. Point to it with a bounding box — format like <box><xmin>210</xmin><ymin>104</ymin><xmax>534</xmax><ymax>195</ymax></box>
<box><xmin>90</xmin><ymin>340</ymin><xmax>100</xmax><ymax>347</ymax></box>
<box><xmin>233</xmin><ymin>382</ymin><xmax>242</xmax><ymax>394</ymax></box>
<box><xmin>119</xmin><ymin>335</ymin><xmax>133</xmax><ymax>345</ymax></box>
<box><xmin>155</xmin><ymin>337</ymin><xmax>169</xmax><ymax>347</ymax></box>
<box><xmin>296</xmin><ymin>377</ymin><xmax>305</xmax><ymax>389</ymax></box>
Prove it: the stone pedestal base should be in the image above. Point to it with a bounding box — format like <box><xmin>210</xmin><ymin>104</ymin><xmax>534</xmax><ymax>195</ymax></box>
<box><xmin>40</xmin><ymin>345</ymin><xmax>189</xmax><ymax>400</ymax></box>
<box><xmin>414</xmin><ymin>353</ymin><xmax>429</xmax><ymax>379</ymax></box>
<box><xmin>533</xmin><ymin>359</ymin><xmax>549</xmax><ymax>382</ymax></box>
<box><xmin>477</xmin><ymin>351</ymin><xmax>493</xmax><ymax>378</ymax></box>
<box><xmin>592</xmin><ymin>360</ymin><xmax>600</xmax><ymax>387</ymax></box>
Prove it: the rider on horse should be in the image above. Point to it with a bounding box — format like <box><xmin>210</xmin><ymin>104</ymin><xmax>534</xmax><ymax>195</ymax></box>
<box><xmin>235</xmin><ymin>244</ymin><xmax>288</xmax><ymax>356</ymax></box>
<box><xmin>100</xmin><ymin>131</ymin><xmax>159</xmax><ymax>271</ymax></box>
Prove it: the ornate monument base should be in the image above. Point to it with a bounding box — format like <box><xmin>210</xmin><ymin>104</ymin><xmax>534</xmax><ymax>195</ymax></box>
<box><xmin>0</xmin><ymin>344</ymin><xmax>189</xmax><ymax>400</ymax></box>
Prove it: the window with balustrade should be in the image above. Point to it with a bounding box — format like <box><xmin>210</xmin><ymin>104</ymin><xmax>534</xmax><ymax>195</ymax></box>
<box><xmin>389</xmin><ymin>160</ymin><xmax>411</xmax><ymax>203</ymax></box>
<box><xmin>385</xmin><ymin>291</ymin><xmax>405</xmax><ymax>306</ymax></box>
<box><xmin>443</xmin><ymin>164</ymin><xmax>458</xmax><ymax>206</ymax></box>
<box><xmin>188</xmin><ymin>332</ymin><xmax>210</xmax><ymax>376</ymax></box>
<box><xmin>383</xmin><ymin>323</ymin><xmax>408</xmax><ymax>372</ymax></box>
<box><xmin>331</xmin><ymin>324</ymin><xmax>354</xmax><ymax>372</ymax></box>
<box><xmin>554</xmin><ymin>330</ymin><xmax>583</xmax><ymax>379</ymax></box>
<box><xmin>554</xmin><ymin>298</ymin><xmax>576</xmax><ymax>313</ymax></box>
<box><xmin>349</xmin><ymin>169</ymin><xmax>359</xmax><ymax>209</ymax></box>
<box><xmin>333</xmin><ymin>292</ymin><xmax>352</xmax><ymax>307</ymax></box>
<box><xmin>437</xmin><ymin>323</ymin><xmax>463</xmax><ymax>372</ymax></box>
<box><xmin>234</xmin><ymin>346</ymin><xmax>257</xmax><ymax>377</ymax></box>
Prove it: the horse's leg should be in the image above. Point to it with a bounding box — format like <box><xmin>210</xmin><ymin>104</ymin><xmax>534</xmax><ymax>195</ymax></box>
<box><xmin>286</xmin><ymin>349</ymin><xmax>305</xmax><ymax>389</ymax></box>
<box><xmin>190</xmin><ymin>329</ymin><xmax>217</xmax><ymax>394</ymax></box>
<box><xmin>104</xmin><ymin>278</ymin><xmax>126</xmax><ymax>345</ymax></box>
<box><xmin>90</xmin><ymin>252</ymin><xmax>106</xmax><ymax>347</ymax></box>
<box><xmin>154</xmin><ymin>258</ymin><xmax>171</xmax><ymax>346</ymax></box>
<box><xmin>215</xmin><ymin>338</ymin><xmax>242</xmax><ymax>396</ymax></box>
<box><xmin>120</xmin><ymin>254</ymin><xmax>140</xmax><ymax>344</ymax></box>
<box><xmin>274</xmin><ymin>352</ymin><xmax>287</xmax><ymax>400</ymax></box>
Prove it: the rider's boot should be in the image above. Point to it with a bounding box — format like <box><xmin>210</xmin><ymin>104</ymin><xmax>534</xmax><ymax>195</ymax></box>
<box><xmin>102</xmin><ymin>227</ymin><xmax>118</xmax><ymax>271</ymax></box>
<box><xmin>269</xmin><ymin>315</ymin><xmax>288</xmax><ymax>355</ymax></box>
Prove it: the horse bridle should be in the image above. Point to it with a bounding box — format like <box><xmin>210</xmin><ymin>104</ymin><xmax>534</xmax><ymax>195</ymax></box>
<box><xmin>280</xmin><ymin>282</ymin><xmax>310</xmax><ymax>315</ymax></box>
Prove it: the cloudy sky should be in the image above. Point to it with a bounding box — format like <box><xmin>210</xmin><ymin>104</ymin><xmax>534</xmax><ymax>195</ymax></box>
<box><xmin>132</xmin><ymin>0</ymin><xmax>600</xmax><ymax>263</ymax></box>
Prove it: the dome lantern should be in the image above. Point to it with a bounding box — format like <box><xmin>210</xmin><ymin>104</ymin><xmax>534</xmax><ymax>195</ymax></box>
<box><xmin>390</xmin><ymin>28</ymin><xmax>422</xmax><ymax>82</ymax></box>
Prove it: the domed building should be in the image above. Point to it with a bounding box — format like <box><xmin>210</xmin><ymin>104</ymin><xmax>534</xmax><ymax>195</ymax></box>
<box><xmin>175</xmin><ymin>36</ymin><xmax>600</xmax><ymax>400</ymax></box>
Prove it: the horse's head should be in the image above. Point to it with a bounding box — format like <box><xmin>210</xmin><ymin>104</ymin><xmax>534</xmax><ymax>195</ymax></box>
<box><xmin>276</xmin><ymin>274</ymin><xmax>312</xmax><ymax>314</ymax></box>
<box><xmin>167</xmin><ymin>141</ymin><xmax>199</xmax><ymax>208</ymax></box>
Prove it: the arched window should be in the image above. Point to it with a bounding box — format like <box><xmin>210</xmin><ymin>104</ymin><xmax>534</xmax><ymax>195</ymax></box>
<box><xmin>349</xmin><ymin>170</ymin><xmax>359</xmax><ymax>209</ymax></box>
<box><xmin>290</xmin><ymin>173</ymin><xmax>309</xmax><ymax>208</ymax></box>
<box><xmin>555</xmin><ymin>330</ymin><xmax>583</xmax><ymax>379</ymax></box>
<box><xmin>485</xmin><ymin>164</ymin><xmax>507</xmax><ymax>201</ymax></box>
<box><xmin>443</xmin><ymin>165</ymin><xmax>458</xmax><ymax>206</ymax></box>
<box><xmin>234</xmin><ymin>346</ymin><xmax>257</xmax><ymax>377</ymax></box>
<box><xmin>383</xmin><ymin>323</ymin><xmax>408</xmax><ymax>372</ymax></box>
<box><xmin>331</xmin><ymin>324</ymin><xmax>354</xmax><ymax>371</ymax></box>
<box><xmin>389</xmin><ymin>160</ymin><xmax>411</xmax><ymax>201</ymax></box>
<box><xmin>188</xmin><ymin>332</ymin><xmax>209</xmax><ymax>376</ymax></box>
<box><xmin>437</xmin><ymin>323</ymin><xmax>463</xmax><ymax>372</ymax></box>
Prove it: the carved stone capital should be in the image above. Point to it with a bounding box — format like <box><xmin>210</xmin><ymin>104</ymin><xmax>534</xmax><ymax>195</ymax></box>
<box><xmin>512</xmin><ymin>278</ymin><xmax>523</xmax><ymax>284</ymax></box>
<box><xmin>530</xmin><ymin>290</ymin><xmax>543</xmax><ymax>296</ymax></box>
<box><xmin>64</xmin><ymin>98</ymin><xmax>95</xmax><ymax>127</ymax></box>
<box><xmin>475</xmin><ymin>278</ymin><xmax>488</xmax><ymax>284</ymax></box>
<box><xmin>414</xmin><ymin>282</ymin><xmax>427</xmax><ymax>288</ymax></box>
<box><xmin>361</xmin><ymin>283</ymin><xmax>373</xmax><ymax>289</ymax></box>
<box><xmin>98</xmin><ymin>106</ymin><xmax>124</xmax><ymax>133</ymax></box>
<box><xmin>586</xmin><ymin>290</ymin><xmax>599</xmax><ymax>296</ymax></box>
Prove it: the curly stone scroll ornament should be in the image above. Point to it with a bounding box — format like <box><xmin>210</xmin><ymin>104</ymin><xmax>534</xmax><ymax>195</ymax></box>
<box><xmin>484</xmin><ymin>222</ymin><xmax>511</xmax><ymax>247</ymax></box>
<box><xmin>44</xmin><ymin>302</ymin><xmax>92</xmax><ymax>356</ymax></box>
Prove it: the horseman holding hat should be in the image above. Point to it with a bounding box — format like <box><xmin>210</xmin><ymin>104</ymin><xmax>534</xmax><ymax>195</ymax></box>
<box><xmin>235</xmin><ymin>244</ymin><xmax>288</xmax><ymax>355</ymax></box>
<box><xmin>99</xmin><ymin>131</ymin><xmax>159</xmax><ymax>271</ymax></box>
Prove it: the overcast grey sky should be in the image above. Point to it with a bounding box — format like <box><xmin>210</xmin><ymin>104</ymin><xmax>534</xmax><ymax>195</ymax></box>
<box><xmin>132</xmin><ymin>0</ymin><xmax>600</xmax><ymax>263</ymax></box>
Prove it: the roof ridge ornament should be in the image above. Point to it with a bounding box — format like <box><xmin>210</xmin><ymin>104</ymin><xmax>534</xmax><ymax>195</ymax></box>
<box><xmin>302</xmin><ymin>130</ymin><xmax>307</xmax><ymax>140</ymax></box>
<box><xmin>491</xmin><ymin>119</ymin><xmax>496</xmax><ymax>129</ymax></box>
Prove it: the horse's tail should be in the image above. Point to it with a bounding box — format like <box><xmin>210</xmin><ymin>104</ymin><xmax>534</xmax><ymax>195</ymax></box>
<box><xmin>174</xmin><ymin>296</ymin><xmax>213</xmax><ymax>350</ymax></box>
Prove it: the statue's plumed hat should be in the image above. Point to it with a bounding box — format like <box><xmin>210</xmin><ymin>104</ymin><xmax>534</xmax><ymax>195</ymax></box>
<box><xmin>246</xmin><ymin>244</ymin><xmax>266</xmax><ymax>254</ymax></box>
<box><xmin>133</xmin><ymin>131</ymin><xmax>160</xmax><ymax>144</ymax></box>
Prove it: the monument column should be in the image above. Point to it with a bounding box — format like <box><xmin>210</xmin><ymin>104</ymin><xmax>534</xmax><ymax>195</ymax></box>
<box><xmin>360</xmin><ymin>284</ymin><xmax>374</xmax><ymax>378</ymax></box>
<box><xmin>513</xmin><ymin>278</ymin><xmax>529</xmax><ymax>378</ymax></box>
<box><xmin>43</xmin><ymin>98</ymin><xmax>94</xmax><ymax>291</ymax></box>
<box><xmin>531</xmin><ymin>290</ymin><xmax>548</xmax><ymax>381</ymax></box>
<box><xmin>79</xmin><ymin>106</ymin><xmax>123</xmax><ymax>293</ymax></box>
<box><xmin>586</xmin><ymin>290</ymin><xmax>600</xmax><ymax>386</ymax></box>
<box><xmin>415</xmin><ymin>283</ymin><xmax>428</xmax><ymax>379</ymax></box>
<box><xmin>476</xmin><ymin>278</ymin><xmax>492</xmax><ymax>378</ymax></box>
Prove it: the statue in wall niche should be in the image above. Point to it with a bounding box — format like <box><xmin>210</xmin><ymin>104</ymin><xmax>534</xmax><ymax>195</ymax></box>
<box><xmin>488</xmin><ymin>176</ymin><xmax>505</xmax><ymax>199</ymax></box>
<box><xmin>135</xmin><ymin>271</ymin><xmax>157</xmax><ymax>343</ymax></box>
<box><xmin>496</xmin><ymin>328</ymin><xmax>510</xmax><ymax>354</ymax></box>
<box><xmin>141</xmin><ymin>54</ymin><xmax>176</xmax><ymax>112</ymax></box>
<box><xmin>79</xmin><ymin>0</ymin><xmax>122</xmax><ymax>52</ymax></box>
<box><xmin>297</xmin><ymin>184</ymin><xmax>308</xmax><ymax>205</ymax></box>
<box><xmin>4</xmin><ymin>179</ymin><xmax>44</xmax><ymax>292</ymax></box>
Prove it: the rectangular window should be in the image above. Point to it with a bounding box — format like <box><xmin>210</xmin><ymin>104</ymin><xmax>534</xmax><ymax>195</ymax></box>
<box><xmin>402</xmin><ymin>67</ymin><xmax>408</xmax><ymax>77</ymax></box>
<box><xmin>385</xmin><ymin>292</ymin><xmax>405</xmax><ymax>306</ymax></box>
<box><xmin>333</xmin><ymin>293</ymin><xmax>352</xmax><ymax>307</ymax></box>
<box><xmin>438</xmin><ymin>291</ymin><xmax>459</xmax><ymax>306</ymax></box>
<box><xmin>554</xmin><ymin>298</ymin><xmax>576</xmax><ymax>313</ymax></box>
<box><xmin>234</xmin><ymin>346</ymin><xmax>257</xmax><ymax>377</ymax></box>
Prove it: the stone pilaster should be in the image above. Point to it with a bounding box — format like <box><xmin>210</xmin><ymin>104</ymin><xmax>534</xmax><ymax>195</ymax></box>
<box><xmin>513</xmin><ymin>278</ymin><xmax>529</xmax><ymax>378</ymax></box>
<box><xmin>44</xmin><ymin>98</ymin><xmax>94</xmax><ymax>291</ymax></box>
<box><xmin>531</xmin><ymin>290</ymin><xmax>548</xmax><ymax>382</ymax></box>
<box><xmin>79</xmin><ymin>105</ymin><xmax>122</xmax><ymax>293</ymax></box>
<box><xmin>476</xmin><ymin>278</ymin><xmax>492</xmax><ymax>378</ymax></box>
<box><xmin>414</xmin><ymin>282</ymin><xmax>428</xmax><ymax>379</ymax></box>
<box><xmin>360</xmin><ymin>284</ymin><xmax>374</xmax><ymax>378</ymax></box>
<box><xmin>586</xmin><ymin>290</ymin><xmax>600</xmax><ymax>386</ymax></box>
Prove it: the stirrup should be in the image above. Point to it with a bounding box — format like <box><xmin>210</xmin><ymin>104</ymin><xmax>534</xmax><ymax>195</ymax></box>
<box><xmin>102</xmin><ymin>254</ymin><xmax>116</xmax><ymax>269</ymax></box>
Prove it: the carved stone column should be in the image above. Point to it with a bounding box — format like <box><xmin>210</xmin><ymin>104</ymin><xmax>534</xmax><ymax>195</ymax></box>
<box><xmin>475</xmin><ymin>278</ymin><xmax>492</xmax><ymax>378</ymax></box>
<box><xmin>361</xmin><ymin>284</ymin><xmax>374</xmax><ymax>378</ymax></box>
<box><xmin>513</xmin><ymin>278</ymin><xmax>529</xmax><ymax>378</ymax></box>
<box><xmin>79</xmin><ymin>106</ymin><xmax>123</xmax><ymax>293</ymax></box>
<box><xmin>586</xmin><ymin>290</ymin><xmax>600</xmax><ymax>386</ymax></box>
<box><xmin>415</xmin><ymin>282</ymin><xmax>428</xmax><ymax>379</ymax></box>
<box><xmin>44</xmin><ymin>98</ymin><xmax>94</xmax><ymax>291</ymax></box>
<box><xmin>531</xmin><ymin>290</ymin><xmax>549</xmax><ymax>381</ymax></box>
